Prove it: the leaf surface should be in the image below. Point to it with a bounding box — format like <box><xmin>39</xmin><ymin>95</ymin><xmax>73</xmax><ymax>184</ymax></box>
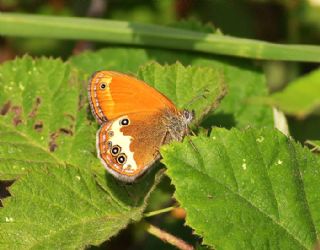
<box><xmin>0</xmin><ymin>57</ymin><xmax>162</xmax><ymax>248</ymax></box>
<box><xmin>0</xmin><ymin>56</ymin><xmax>87</xmax><ymax>178</ymax></box>
<box><xmin>161</xmin><ymin>128</ymin><xmax>320</xmax><ymax>250</ymax></box>
<box><xmin>266</xmin><ymin>69</ymin><xmax>320</xmax><ymax>118</ymax></box>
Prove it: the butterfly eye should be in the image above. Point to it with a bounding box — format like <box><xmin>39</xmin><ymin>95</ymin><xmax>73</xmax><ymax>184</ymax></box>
<box><xmin>117</xmin><ymin>154</ymin><xmax>127</xmax><ymax>165</ymax></box>
<box><xmin>120</xmin><ymin>118</ymin><xmax>130</xmax><ymax>126</ymax></box>
<box><xmin>111</xmin><ymin>145</ymin><xmax>121</xmax><ymax>156</ymax></box>
<box><xmin>100</xmin><ymin>83</ymin><xmax>106</xmax><ymax>90</ymax></box>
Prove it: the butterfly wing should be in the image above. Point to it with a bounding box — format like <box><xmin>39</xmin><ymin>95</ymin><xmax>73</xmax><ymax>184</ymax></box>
<box><xmin>88</xmin><ymin>70</ymin><xmax>176</xmax><ymax>124</ymax></box>
<box><xmin>96</xmin><ymin>112</ymin><xmax>169</xmax><ymax>182</ymax></box>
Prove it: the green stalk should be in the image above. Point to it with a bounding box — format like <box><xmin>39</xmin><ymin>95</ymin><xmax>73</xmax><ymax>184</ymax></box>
<box><xmin>1</xmin><ymin>13</ymin><xmax>320</xmax><ymax>62</ymax></box>
<box><xmin>144</xmin><ymin>206</ymin><xmax>176</xmax><ymax>217</ymax></box>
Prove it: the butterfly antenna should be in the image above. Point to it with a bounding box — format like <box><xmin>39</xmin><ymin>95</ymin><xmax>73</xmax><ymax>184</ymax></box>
<box><xmin>186</xmin><ymin>134</ymin><xmax>207</xmax><ymax>172</ymax></box>
<box><xmin>185</xmin><ymin>87</ymin><xmax>209</xmax><ymax>110</ymax></box>
<box><xmin>189</xmin><ymin>129</ymin><xmax>197</xmax><ymax>137</ymax></box>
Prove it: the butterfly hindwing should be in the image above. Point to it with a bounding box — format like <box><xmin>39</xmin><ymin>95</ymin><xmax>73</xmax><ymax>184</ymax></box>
<box><xmin>97</xmin><ymin>112</ymin><xmax>168</xmax><ymax>182</ymax></box>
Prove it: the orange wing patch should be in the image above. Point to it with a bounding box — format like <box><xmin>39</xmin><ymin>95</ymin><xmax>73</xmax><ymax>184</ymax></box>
<box><xmin>88</xmin><ymin>71</ymin><xmax>177</xmax><ymax>123</ymax></box>
<box><xmin>88</xmin><ymin>71</ymin><xmax>114</xmax><ymax>124</ymax></box>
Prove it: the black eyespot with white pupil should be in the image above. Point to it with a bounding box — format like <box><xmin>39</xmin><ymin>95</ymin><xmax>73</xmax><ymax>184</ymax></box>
<box><xmin>111</xmin><ymin>145</ymin><xmax>121</xmax><ymax>156</ymax></box>
<box><xmin>100</xmin><ymin>83</ymin><xmax>106</xmax><ymax>90</ymax></box>
<box><xmin>117</xmin><ymin>154</ymin><xmax>127</xmax><ymax>164</ymax></box>
<box><xmin>120</xmin><ymin>118</ymin><xmax>129</xmax><ymax>126</ymax></box>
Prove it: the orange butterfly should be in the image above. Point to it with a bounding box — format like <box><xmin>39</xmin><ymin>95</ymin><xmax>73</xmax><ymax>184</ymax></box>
<box><xmin>88</xmin><ymin>71</ymin><xmax>193</xmax><ymax>182</ymax></box>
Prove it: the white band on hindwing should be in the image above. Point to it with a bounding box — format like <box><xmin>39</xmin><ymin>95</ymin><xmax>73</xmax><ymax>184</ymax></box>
<box><xmin>99</xmin><ymin>116</ymin><xmax>137</xmax><ymax>173</ymax></box>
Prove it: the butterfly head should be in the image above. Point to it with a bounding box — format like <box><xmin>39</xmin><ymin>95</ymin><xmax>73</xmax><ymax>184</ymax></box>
<box><xmin>182</xmin><ymin>109</ymin><xmax>194</xmax><ymax>125</ymax></box>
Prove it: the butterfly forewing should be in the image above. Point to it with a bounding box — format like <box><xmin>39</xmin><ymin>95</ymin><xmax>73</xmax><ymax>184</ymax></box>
<box><xmin>88</xmin><ymin>71</ymin><xmax>176</xmax><ymax>123</ymax></box>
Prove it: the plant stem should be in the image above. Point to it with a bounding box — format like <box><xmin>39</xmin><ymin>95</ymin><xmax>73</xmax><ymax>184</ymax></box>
<box><xmin>143</xmin><ymin>222</ymin><xmax>194</xmax><ymax>250</ymax></box>
<box><xmin>0</xmin><ymin>13</ymin><xmax>320</xmax><ymax>62</ymax></box>
<box><xmin>144</xmin><ymin>206</ymin><xmax>176</xmax><ymax>217</ymax></box>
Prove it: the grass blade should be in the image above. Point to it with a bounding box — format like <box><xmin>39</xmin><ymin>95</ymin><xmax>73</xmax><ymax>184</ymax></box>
<box><xmin>1</xmin><ymin>13</ymin><xmax>320</xmax><ymax>62</ymax></box>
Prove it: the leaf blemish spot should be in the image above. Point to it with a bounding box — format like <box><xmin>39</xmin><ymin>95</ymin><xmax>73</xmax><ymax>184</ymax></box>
<box><xmin>11</xmin><ymin>106</ymin><xmax>22</xmax><ymax>126</ymax></box>
<box><xmin>5</xmin><ymin>217</ymin><xmax>14</xmax><ymax>222</ymax></box>
<box><xmin>242</xmin><ymin>163</ymin><xmax>247</xmax><ymax>170</ymax></box>
<box><xmin>65</xmin><ymin>113</ymin><xmax>75</xmax><ymax>122</ymax></box>
<box><xmin>256</xmin><ymin>136</ymin><xmax>264</xmax><ymax>143</ymax></box>
<box><xmin>18</xmin><ymin>82</ymin><xmax>25</xmax><ymax>91</ymax></box>
<box><xmin>5</xmin><ymin>86</ymin><xmax>13</xmax><ymax>91</ymax></box>
<box><xmin>34</xmin><ymin>121</ymin><xmax>43</xmax><ymax>132</ymax></box>
<box><xmin>29</xmin><ymin>97</ymin><xmax>41</xmax><ymax>118</ymax></box>
<box><xmin>59</xmin><ymin>128</ymin><xmax>73</xmax><ymax>136</ymax></box>
<box><xmin>0</xmin><ymin>101</ymin><xmax>11</xmax><ymax>116</ymax></box>
<box><xmin>76</xmin><ymin>176</ymin><xmax>81</xmax><ymax>181</ymax></box>
<box><xmin>49</xmin><ymin>132</ymin><xmax>59</xmax><ymax>152</ymax></box>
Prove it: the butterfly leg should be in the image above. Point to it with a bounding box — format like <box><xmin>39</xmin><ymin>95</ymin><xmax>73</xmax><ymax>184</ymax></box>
<box><xmin>187</xmin><ymin>136</ymin><xmax>200</xmax><ymax>154</ymax></box>
<box><xmin>152</xmin><ymin>130</ymin><xmax>170</xmax><ymax>159</ymax></box>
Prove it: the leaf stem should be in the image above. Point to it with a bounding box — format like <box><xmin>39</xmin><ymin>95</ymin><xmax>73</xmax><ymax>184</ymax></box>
<box><xmin>144</xmin><ymin>206</ymin><xmax>176</xmax><ymax>217</ymax></box>
<box><xmin>305</xmin><ymin>140</ymin><xmax>320</xmax><ymax>152</ymax></box>
<box><xmin>143</xmin><ymin>222</ymin><xmax>194</xmax><ymax>250</ymax></box>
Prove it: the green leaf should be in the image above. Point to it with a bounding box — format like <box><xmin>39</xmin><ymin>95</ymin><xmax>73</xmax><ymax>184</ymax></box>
<box><xmin>161</xmin><ymin>128</ymin><xmax>320</xmax><ymax>250</ymax></box>
<box><xmin>0</xmin><ymin>56</ymin><xmax>163</xmax><ymax>248</ymax></box>
<box><xmin>137</xmin><ymin>62</ymin><xmax>226</xmax><ymax>125</ymax></box>
<box><xmin>0</xmin><ymin>166</ymin><xmax>162</xmax><ymax>249</ymax></box>
<box><xmin>265</xmin><ymin>69</ymin><xmax>320</xmax><ymax>118</ymax></box>
<box><xmin>70</xmin><ymin>47</ymin><xmax>273</xmax><ymax>128</ymax></box>
<box><xmin>0</xmin><ymin>56</ymin><xmax>89</xmax><ymax>178</ymax></box>
<box><xmin>191</xmin><ymin>58</ymin><xmax>273</xmax><ymax>129</ymax></box>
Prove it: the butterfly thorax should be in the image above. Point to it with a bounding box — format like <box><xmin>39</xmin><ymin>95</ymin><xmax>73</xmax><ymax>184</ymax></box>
<box><xmin>162</xmin><ymin>108</ymin><xmax>193</xmax><ymax>143</ymax></box>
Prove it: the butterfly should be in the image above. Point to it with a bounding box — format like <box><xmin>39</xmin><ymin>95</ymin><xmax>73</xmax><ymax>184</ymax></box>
<box><xmin>88</xmin><ymin>71</ymin><xmax>193</xmax><ymax>182</ymax></box>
